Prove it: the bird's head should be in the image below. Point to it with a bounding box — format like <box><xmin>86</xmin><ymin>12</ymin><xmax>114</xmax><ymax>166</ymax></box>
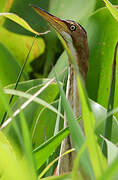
<box><xmin>31</xmin><ymin>5</ymin><xmax>89</xmax><ymax>79</ymax></box>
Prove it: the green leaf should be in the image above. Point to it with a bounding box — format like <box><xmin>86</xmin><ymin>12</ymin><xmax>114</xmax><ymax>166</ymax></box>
<box><xmin>0</xmin><ymin>131</ymin><xmax>31</xmax><ymax>180</ymax></box>
<box><xmin>103</xmin><ymin>0</ymin><xmax>118</xmax><ymax>21</ymax></box>
<box><xmin>0</xmin><ymin>26</ymin><xmax>45</xmax><ymax>72</ymax></box>
<box><xmin>72</xmin><ymin>142</ymin><xmax>87</xmax><ymax>180</ymax></box>
<box><xmin>3</xmin><ymin>80</ymin><xmax>61</xmax><ymax>151</ymax></box>
<box><xmin>39</xmin><ymin>173</ymin><xmax>71</xmax><ymax>180</ymax></box>
<box><xmin>39</xmin><ymin>149</ymin><xmax>74</xmax><ymax>178</ymax></box>
<box><xmin>34</xmin><ymin>128</ymin><xmax>69</xmax><ymax>170</ymax></box>
<box><xmin>102</xmin><ymin>41</ymin><xmax>118</xmax><ymax>156</ymax></box>
<box><xmin>76</xmin><ymin>74</ymin><xmax>107</xmax><ymax>178</ymax></box>
<box><xmin>31</xmin><ymin>101</ymin><xmax>60</xmax><ymax>148</ymax></box>
<box><xmin>0</xmin><ymin>12</ymin><xmax>48</xmax><ymax>35</ymax></box>
<box><xmin>3</xmin><ymin>0</ymin><xmax>49</xmax><ymax>34</ymax></box>
<box><xmin>103</xmin><ymin>137</ymin><xmax>118</xmax><ymax>164</ymax></box>
<box><xmin>0</xmin><ymin>42</ymin><xmax>25</xmax><ymax>86</ymax></box>
<box><xmin>98</xmin><ymin>157</ymin><xmax>118</xmax><ymax>180</ymax></box>
<box><xmin>95</xmin><ymin>0</ymin><xmax>118</xmax><ymax>11</ymax></box>
<box><xmin>2</xmin><ymin>0</ymin><xmax>54</xmax><ymax>76</ymax></box>
<box><xmin>86</xmin><ymin>7</ymin><xmax>118</xmax><ymax>116</ymax></box>
<box><xmin>49</xmin><ymin>0</ymin><xmax>96</xmax><ymax>22</ymax></box>
<box><xmin>4</xmin><ymin>87</ymin><xmax>62</xmax><ymax>120</ymax></box>
<box><xmin>91</xmin><ymin>99</ymin><xmax>118</xmax><ymax>145</ymax></box>
<box><xmin>32</xmin><ymin>98</ymin><xmax>118</xmax><ymax>171</ymax></box>
<box><xmin>19</xmin><ymin>111</ymin><xmax>37</xmax><ymax>180</ymax></box>
<box><xmin>0</xmin><ymin>42</ymin><xmax>26</xmax><ymax>122</ymax></box>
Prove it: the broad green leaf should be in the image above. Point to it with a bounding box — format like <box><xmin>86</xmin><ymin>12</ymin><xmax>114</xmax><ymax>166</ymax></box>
<box><xmin>91</xmin><ymin>99</ymin><xmax>118</xmax><ymax>145</ymax></box>
<box><xmin>0</xmin><ymin>81</ymin><xmax>36</xmax><ymax>180</ymax></box>
<box><xmin>0</xmin><ymin>12</ymin><xmax>47</xmax><ymax>35</ymax></box>
<box><xmin>31</xmin><ymin>101</ymin><xmax>59</xmax><ymax>148</ymax></box>
<box><xmin>0</xmin><ymin>131</ymin><xmax>31</xmax><ymax>180</ymax></box>
<box><xmin>0</xmin><ymin>34</ymin><xmax>37</xmax><ymax>126</ymax></box>
<box><xmin>3</xmin><ymin>81</ymin><xmax>60</xmax><ymax>151</ymax></box>
<box><xmin>86</xmin><ymin>7</ymin><xmax>118</xmax><ymax>117</ymax></box>
<box><xmin>76</xmin><ymin>74</ymin><xmax>107</xmax><ymax>178</ymax></box>
<box><xmin>4</xmin><ymin>0</ymin><xmax>49</xmax><ymax>34</ymax></box>
<box><xmin>2</xmin><ymin>0</ymin><xmax>52</xmax><ymax>75</ymax></box>
<box><xmin>103</xmin><ymin>0</ymin><xmax>118</xmax><ymax>21</ymax></box>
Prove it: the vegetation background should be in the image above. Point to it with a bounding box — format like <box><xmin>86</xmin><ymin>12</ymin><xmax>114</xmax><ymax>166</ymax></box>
<box><xmin>0</xmin><ymin>0</ymin><xmax>118</xmax><ymax>179</ymax></box>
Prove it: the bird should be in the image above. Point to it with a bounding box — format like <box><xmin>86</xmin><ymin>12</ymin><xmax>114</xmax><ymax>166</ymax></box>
<box><xmin>31</xmin><ymin>5</ymin><xmax>89</xmax><ymax>174</ymax></box>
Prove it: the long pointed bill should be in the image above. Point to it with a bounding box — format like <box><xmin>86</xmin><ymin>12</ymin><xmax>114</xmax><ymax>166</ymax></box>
<box><xmin>31</xmin><ymin>5</ymin><xmax>69</xmax><ymax>34</ymax></box>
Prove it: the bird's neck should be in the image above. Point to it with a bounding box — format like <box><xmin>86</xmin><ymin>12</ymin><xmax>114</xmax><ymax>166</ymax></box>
<box><xmin>66</xmin><ymin>34</ymin><xmax>89</xmax><ymax>117</ymax></box>
<box><xmin>72</xmin><ymin>34</ymin><xmax>89</xmax><ymax>81</ymax></box>
<box><xmin>61</xmin><ymin>31</ymin><xmax>89</xmax><ymax>81</ymax></box>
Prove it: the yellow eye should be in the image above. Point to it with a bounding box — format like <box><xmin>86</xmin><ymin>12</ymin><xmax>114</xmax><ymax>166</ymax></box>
<box><xmin>70</xmin><ymin>24</ymin><xmax>76</xmax><ymax>31</ymax></box>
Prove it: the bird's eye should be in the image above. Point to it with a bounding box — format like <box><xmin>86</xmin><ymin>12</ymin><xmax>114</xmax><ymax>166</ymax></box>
<box><xmin>70</xmin><ymin>24</ymin><xmax>76</xmax><ymax>31</ymax></box>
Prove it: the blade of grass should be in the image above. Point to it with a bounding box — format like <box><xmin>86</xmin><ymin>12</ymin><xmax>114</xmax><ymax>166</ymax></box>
<box><xmin>103</xmin><ymin>0</ymin><xmax>118</xmax><ymax>21</ymax></box>
<box><xmin>102</xmin><ymin>136</ymin><xmax>118</xmax><ymax>164</ymax></box>
<box><xmin>39</xmin><ymin>174</ymin><xmax>71</xmax><ymax>180</ymax></box>
<box><xmin>102</xmin><ymin>41</ymin><xmax>118</xmax><ymax>157</ymax></box>
<box><xmin>1</xmin><ymin>35</ymin><xmax>37</xmax><ymax>125</ymax></box>
<box><xmin>76</xmin><ymin>70</ymin><xmax>107</xmax><ymax>178</ymax></box>
<box><xmin>54</xmin><ymin>96</ymin><xmax>62</xmax><ymax>135</ymax></box>
<box><xmin>38</xmin><ymin>148</ymin><xmax>75</xmax><ymax>179</ymax></box>
<box><xmin>19</xmin><ymin>110</ymin><xmax>37</xmax><ymax>180</ymax></box>
<box><xmin>72</xmin><ymin>142</ymin><xmax>87</xmax><ymax>180</ymax></box>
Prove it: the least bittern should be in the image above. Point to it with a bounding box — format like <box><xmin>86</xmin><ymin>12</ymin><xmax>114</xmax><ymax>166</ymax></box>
<box><xmin>31</xmin><ymin>5</ymin><xmax>89</xmax><ymax>174</ymax></box>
